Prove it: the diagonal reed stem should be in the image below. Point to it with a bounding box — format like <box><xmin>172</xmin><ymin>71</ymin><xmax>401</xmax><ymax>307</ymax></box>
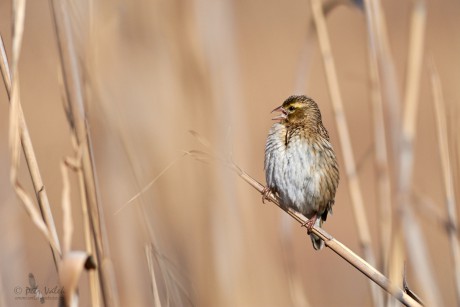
<box><xmin>186</xmin><ymin>146</ymin><xmax>421</xmax><ymax>306</ymax></box>
<box><xmin>206</xmin><ymin>152</ymin><xmax>421</xmax><ymax>307</ymax></box>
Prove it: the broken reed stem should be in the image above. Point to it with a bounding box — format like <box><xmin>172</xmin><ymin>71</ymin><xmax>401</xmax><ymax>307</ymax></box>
<box><xmin>58</xmin><ymin>70</ymin><xmax>102</xmax><ymax>307</ymax></box>
<box><xmin>309</xmin><ymin>1</ymin><xmax>383</xmax><ymax>306</ymax></box>
<box><xmin>430</xmin><ymin>60</ymin><xmax>460</xmax><ymax>305</ymax></box>
<box><xmin>233</xmin><ymin>166</ymin><xmax>421</xmax><ymax>307</ymax></box>
<box><xmin>49</xmin><ymin>1</ymin><xmax>118</xmax><ymax>306</ymax></box>
<box><xmin>0</xmin><ymin>34</ymin><xmax>62</xmax><ymax>269</ymax></box>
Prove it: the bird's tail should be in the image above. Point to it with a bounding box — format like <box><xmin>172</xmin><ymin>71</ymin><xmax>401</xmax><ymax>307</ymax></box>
<box><xmin>310</xmin><ymin>218</ymin><xmax>324</xmax><ymax>250</ymax></box>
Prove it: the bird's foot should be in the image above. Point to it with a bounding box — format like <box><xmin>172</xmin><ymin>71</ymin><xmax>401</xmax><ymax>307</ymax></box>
<box><xmin>302</xmin><ymin>214</ymin><xmax>317</xmax><ymax>234</ymax></box>
<box><xmin>261</xmin><ymin>187</ymin><xmax>272</xmax><ymax>204</ymax></box>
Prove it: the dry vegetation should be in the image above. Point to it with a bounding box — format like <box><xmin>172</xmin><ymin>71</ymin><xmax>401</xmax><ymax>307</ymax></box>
<box><xmin>0</xmin><ymin>0</ymin><xmax>459</xmax><ymax>306</ymax></box>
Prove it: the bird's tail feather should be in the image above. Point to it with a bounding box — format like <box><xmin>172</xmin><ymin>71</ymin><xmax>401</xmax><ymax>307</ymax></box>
<box><xmin>310</xmin><ymin>218</ymin><xmax>324</xmax><ymax>250</ymax></box>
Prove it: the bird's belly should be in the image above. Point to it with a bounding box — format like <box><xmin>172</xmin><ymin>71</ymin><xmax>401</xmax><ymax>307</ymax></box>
<box><xmin>266</xmin><ymin>138</ymin><xmax>326</xmax><ymax>217</ymax></box>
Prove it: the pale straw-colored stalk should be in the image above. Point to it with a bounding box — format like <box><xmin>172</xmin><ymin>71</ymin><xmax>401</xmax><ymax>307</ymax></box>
<box><xmin>58</xmin><ymin>70</ymin><xmax>101</xmax><ymax>306</ymax></box>
<box><xmin>367</xmin><ymin>28</ymin><xmax>392</xmax><ymax>279</ymax></box>
<box><xmin>360</xmin><ymin>1</ymin><xmax>404</xmax><ymax>302</ymax></box>
<box><xmin>77</xmin><ymin>154</ymin><xmax>101</xmax><ymax>307</ymax></box>
<box><xmin>49</xmin><ymin>1</ymin><xmax>119</xmax><ymax>305</ymax></box>
<box><xmin>430</xmin><ymin>59</ymin><xmax>460</xmax><ymax>305</ymax></box>
<box><xmin>59</xmin><ymin>154</ymin><xmax>94</xmax><ymax>307</ymax></box>
<box><xmin>309</xmin><ymin>0</ymin><xmax>383</xmax><ymax>305</ymax></box>
<box><xmin>186</xmin><ymin>145</ymin><xmax>422</xmax><ymax>306</ymax></box>
<box><xmin>145</xmin><ymin>244</ymin><xmax>163</xmax><ymax>307</ymax></box>
<box><xmin>413</xmin><ymin>187</ymin><xmax>448</xmax><ymax>228</ymax></box>
<box><xmin>0</xmin><ymin>3</ymin><xmax>62</xmax><ymax>269</ymax></box>
<box><xmin>396</xmin><ymin>1</ymin><xmax>442</xmax><ymax>306</ymax></box>
<box><xmin>362</xmin><ymin>0</ymin><xmax>402</xmax><ymax>160</ymax></box>
<box><xmin>229</xmin><ymin>155</ymin><xmax>418</xmax><ymax>306</ymax></box>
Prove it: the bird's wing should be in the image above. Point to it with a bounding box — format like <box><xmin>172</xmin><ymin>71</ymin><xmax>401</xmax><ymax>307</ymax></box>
<box><xmin>319</xmin><ymin>124</ymin><xmax>330</xmax><ymax>141</ymax></box>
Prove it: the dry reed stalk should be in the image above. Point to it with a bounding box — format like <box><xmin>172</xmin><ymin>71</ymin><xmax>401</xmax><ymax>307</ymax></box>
<box><xmin>397</xmin><ymin>1</ymin><xmax>441</xmax><ymax>306</ymax></box>
<box><xmin>186</xmin><ymin>140</ymin><xmax>420</xmax><ymax>306</ymax></box>
<box><xmin>93</xmin><ymin>70</ymin><xmax>192</xmax><ymax>305</ymax></box>
<box><xmin>362</xmin><ymin>0</ymin><xmax>402</xmax><ymax>160</ymax></box>
<box><xmin>76</xmin><ymin>151</ymin><xmax>101</xmax><ymax>307</ymax></box>
<box><xmin>456</xmin><ymin>130</ymin><xmax>460</xmax><ymax>224</ymax></box>
<box><xmin>4</xmin><ymin>5</ymin><xmax>93</xmax><ymax>302</ymax></box>
<box><xmin>145</xmin><ymin>244</ymin><xmax>162</xmax><ymax>307</ymax></box>
<box><xmin>58</xmin><ymin>69</ymin><xmax>102</xmax><ymax>306</ymax></box>
<box><xmin>367</xmin><ymin>29</ymin><xmax>392</xmax><ymax>278</ymax></box>
<box><xmin>59</xmin><ymin>251</ymin><xmax>91</xmax><ymax>307</ymax></box>
<box><xmin>362</xmin><ymin>0</ymin><xmax>440</xmax><ymax>305</ymax></box>
<box><xmin>117</xmin><ymin>155</ymin><xmax>184</xmax><ymax>213</ymax></box>
<box><xmin>359</xmin><ymin>2</ymin><xmax>404</xmax><ymax>302</ymax></box>
<box><xmin>145</xmin><ymin>241</ymin><xmax>194</xmax><ymax>306</ymax></box>
<box><xmin>309</xmin><ymin>0</ymin><xmax>383</xmax><ymax>305</ymax></box>
<box><xmin>0</xmin><ymin>7</ymin><xmax>62</xmax><ymax>269</ymax></box>
<box><xmin>108</xmin><ymin>106</ymin><xmax>174</xmax><ymax>305</ymax></box>
<box><xmin>450</xmin><ymin>105</ymin><xmax>460</xmax><ymax>224</ymax></box>
<box><xmin>193</xmin><ymin>2</ymin><xmax>251</xmax><ymax>304</ymax></box>
<box><xmin>413</xmin><ymin>187</ymin><xmax>449</xmax><ymax>229</ymax></box>
<box><xmin>295</xmin><ymin>1</ymin><xmax>359</xmax><ymax>94</ymax></box>
<box><xmin>0</xmin><ymin>273</ymin><xmax>6</xmax><ymax>307</ymax></box>
<box><xmin>285</xmin><ymin>263</ymin><xmax>310</xmax><ymax>307</ymax></box>
<box><xmin>187</xmin><ymin>148</ymin><xmax>421</xmax><ymax>306</ymax></box>
<box><xmin>61</xmin><ymin>158</ymin><xmax>75</xmax><ymax>255</ymax></box>
<box><xmin>429</xmin><ymin>60</ymin><xmax>460</xmax><ymax>305</ymax></box>
<box><xmin>49</xmin><ymin>1</ymin><xmax>118</xmax><ymax>306</ymax></box>
<box><xmin>254</xmin><ymin>180</ymin><xmax>419</xmax><ymax>307</ymax></box>
<box><xmin>294</xmin><ymin>31</ymin><xmax>316</xmax><ymax>94</ymax></box>
<box><xmin>59</xmin><ymin>155</ymin><xmax>95</xmax><ymax>307</ymax></box>
<box><xmin>450</xmin><ymin>99</ymin><xmax>460</xmax><ymax>214</ymax></box>
<box><xmin>92</xmin><ymin>78</ymin><xmax>188</xmax><ymax>304</ymax></box>
<box><xmin>360</xmin><ymin>2</ymin><xmax>406</xmax><ymax>304</ymax></box>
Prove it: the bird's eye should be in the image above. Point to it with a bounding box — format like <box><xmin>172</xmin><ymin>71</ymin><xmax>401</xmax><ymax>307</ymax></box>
<box><xmin>288</xmin><ymin>106</ymin><xmax>295</xmax><ymax>112</ymax></box>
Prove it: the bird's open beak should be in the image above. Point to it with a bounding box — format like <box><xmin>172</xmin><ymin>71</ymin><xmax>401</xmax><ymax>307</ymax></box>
<box><xmin>271</xmin><ymin>105</ymin><xmax>287</xmax><ymax>121</ymax></box>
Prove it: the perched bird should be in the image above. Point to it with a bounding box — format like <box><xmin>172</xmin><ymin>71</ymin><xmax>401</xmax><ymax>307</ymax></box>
<box><xmin>264</xmin><ymin>95</ymin><xmax>339</xmax><ymax>250</ymax></box>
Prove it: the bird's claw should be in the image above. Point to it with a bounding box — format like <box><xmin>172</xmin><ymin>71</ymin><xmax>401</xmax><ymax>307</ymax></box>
<box><xmin>301</xmin><ymin>214</ymin><xmax>317</xmax><ymax>234</ymax></box>
<box><xmin>262</xmin><ymin>187</ymin><xmax>272</xmax><ymax>204</ymax></box>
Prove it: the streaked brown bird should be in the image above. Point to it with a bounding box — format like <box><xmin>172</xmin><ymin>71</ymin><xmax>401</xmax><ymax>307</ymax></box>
<box><xmin>264</xmin><ymin>95</ymin><xmax>339</xmax><ymax>250</ymax></box>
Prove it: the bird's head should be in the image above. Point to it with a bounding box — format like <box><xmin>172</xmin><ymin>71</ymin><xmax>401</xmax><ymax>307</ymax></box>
<box><xmin>271</xmin><ymin>95</ymin><xmax>322</xmax><ymax>126</ymax></box>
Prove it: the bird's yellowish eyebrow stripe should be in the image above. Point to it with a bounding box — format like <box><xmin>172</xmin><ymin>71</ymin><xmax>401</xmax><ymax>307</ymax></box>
<box><xmin>290</xmin><ymin>102</ymin><xmax>304</xmax><ymax>108</ymax></box>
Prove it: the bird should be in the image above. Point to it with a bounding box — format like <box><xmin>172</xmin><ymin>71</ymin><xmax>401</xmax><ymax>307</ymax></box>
<box><xmin>264</xmin><ymin>95</ymin><xmax>339</xmax><ymax>250</ymax></box>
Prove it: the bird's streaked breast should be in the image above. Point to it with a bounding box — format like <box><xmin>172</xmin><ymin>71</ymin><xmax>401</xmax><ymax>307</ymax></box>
<box><xmin>264</xmin><ymin>123</ymin><xmax>338</xmax><ymax>218</ymax></box>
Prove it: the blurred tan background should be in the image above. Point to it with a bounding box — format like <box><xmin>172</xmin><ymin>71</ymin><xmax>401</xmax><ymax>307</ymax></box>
<box><xmin>1</xmin><ymin>0</ymin><xmax>459</xmax><ymax>306</ymax></box>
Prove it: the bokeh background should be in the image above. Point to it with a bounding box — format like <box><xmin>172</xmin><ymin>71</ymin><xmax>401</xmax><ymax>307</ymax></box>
<box><xmin>0</xmin><ymin>0</ymin><xmax>459</xmax><ymax>306</ymax></box>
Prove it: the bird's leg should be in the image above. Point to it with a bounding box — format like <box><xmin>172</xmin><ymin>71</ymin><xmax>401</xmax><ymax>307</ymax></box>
<box><xmin>303</xmin><ymin>214</ymin><xmax>317</xmax><ymax>233</ymax></box>
<box><xmin>261</xmin><ymin>187</ymin><xmax>272</xmax><ymax>203</ymax></box>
